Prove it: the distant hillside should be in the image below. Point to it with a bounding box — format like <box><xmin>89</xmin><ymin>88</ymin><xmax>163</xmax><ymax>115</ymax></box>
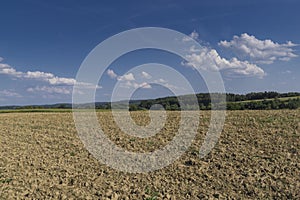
<box><xmin>0</xmin><ymin>92</ymin><xmax>299</xmax><ymax>111</ymax></box>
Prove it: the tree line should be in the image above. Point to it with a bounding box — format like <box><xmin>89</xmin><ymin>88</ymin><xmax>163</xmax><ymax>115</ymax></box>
<box><xmin>1</xmin><ymin>91</ymin><xmax>299</xmax><ymax>111</ymax></box>
<box><xmin>127</xmin><ymin>92</ymin><xmax>300</xmax><ymax>111</ymax></box>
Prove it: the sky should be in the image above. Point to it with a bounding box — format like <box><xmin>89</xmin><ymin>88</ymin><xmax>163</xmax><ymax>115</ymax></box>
<box><xmin>0</xmin><ymin>0</ymin><xmax>299</xmax><ymax>105</ymax></box>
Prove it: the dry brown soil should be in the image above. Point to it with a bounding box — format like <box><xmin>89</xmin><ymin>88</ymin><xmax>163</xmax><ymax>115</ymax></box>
<box><xmin>0</xmin><ymin>110</ymin><xmax>299</xmax><ymax>199</ymax></box>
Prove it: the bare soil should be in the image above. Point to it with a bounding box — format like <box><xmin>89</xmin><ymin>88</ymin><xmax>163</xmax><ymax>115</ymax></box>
<box><xmin>0</xmin><ymin>110</ymin><xmax>299</xmax><ymax>199</ymax></box>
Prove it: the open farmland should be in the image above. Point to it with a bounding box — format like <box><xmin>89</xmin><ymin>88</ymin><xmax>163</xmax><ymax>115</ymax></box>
<box><xmin>0</xmin><ymin>110</ymin><xmax>299</xmax><ymax>199</ymax></box>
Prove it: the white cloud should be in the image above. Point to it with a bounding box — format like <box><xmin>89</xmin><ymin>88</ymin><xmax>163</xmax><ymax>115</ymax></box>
<box><xmin>107</xmin><ymin>69</ymin><xmax>136</xmax><ymax>81</ymax></box>
<box><xmin>183</xmin><ymin>47</ymin><xmax>265</xmax><ymax>78</ymax></box>
<box><xmin>286</xmin><ymin>70</ymin><xmax>291</xmax><ymax>73</ymax></box>
<box><xmin>117</xmin><ymin>73</ymin><xmax>135</xmax><ymax>81</ymax></box>
<box><xmin>24</xmin><ymin>71</ymin><xmax>79</xmax><ymax>86</ymax></box>
<box><xmin>154</xmin><ymin>78</ymin><xmax>167</xmax><ymax>83</ymax></box>
<box><xmin>25</xmin><ymin>71</ymin><xmax>54</xmax><ymax>79</ymax></box>
<box><xmin>163</xmin><ymin>83</ymin><xmax>181</xmax><ymax>90</ymax></box>
<box><xmin>48</xmin><ymin>77</ymin><xmax>76</xmax><ymax>85</ymax></box>
<box><xmin>219</xmin><ymin>33</ymin><xmax>298</xmax><ymax>64</ymax></box>
<box><xmin>181</xmin><ymin>31</ymin><xmax>266</xmax><ymax>78</ymax></box>
<box><xmin>152</xmin><ymin>79</ymin><xmax>184</xmax><ymax>91</ymax></box>
<box><xmin>27</xmin><ymin>86</ymin><xmax>72</xmax><ymax>95</ymax></box>
<box><xmin>141</xmin><ymin>71</ymin><xmax>152</xmax><ymax>79</ymax></box>
<box><xmin>0</xmin><ymin>63</ymin><xmax>8</xmax><ymax>68</ymax></box>
<box><xmin>2</xmin><ymin>68</ymin><xmax>23</xmax><ymax>77</ymax></box>
<box><xmin>107</xmin><ymin>69</ymin><xmax>117</xmax><ymax>79</ymax></box>
<box><xmin>182</xmin><ymin>30</ymin><xmax>199</xmax><ymax>42</ymax></box>
<box><xmin>0</xmin><ymin>59</ymin><xmax>100</xmax><ymax>88</ymax></box>
<box><xmin>107</xmin><ymin>69</ymin><xmax>151</xmax><ymax>90</ymax></box>
<box><xmin>0</xmin><ymin>90</ymin><xmax>22</xmax><ymax>98</ymax></box>
<box><xmin>0</xmin><ymin>63</ymin><xmax>23</xmax><ymax>77</ymax></box>
<box><xmin>120</xmin><ymin>81</ymin><xmax>152</xmax><ymax>89</ymax></box>
<box><xmin>281</xmin><ymin>70</ymin><xmax>292</xmax><ymax>74</ymax></box>
<box><xmin>139</xmin><ymin>82</ymin><xmax>152</xmax><ymax>89</ymax></box>
<box><xmin>190</xmin><ymin>31</ymin><xmax>199</xmax><ymax>40</ymax></box>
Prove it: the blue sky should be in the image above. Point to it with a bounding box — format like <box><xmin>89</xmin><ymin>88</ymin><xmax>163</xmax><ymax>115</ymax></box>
<box><xmin>0</xmin><ymin>0</ymin><xmax>299</xmax><ymax>105</ymax></box>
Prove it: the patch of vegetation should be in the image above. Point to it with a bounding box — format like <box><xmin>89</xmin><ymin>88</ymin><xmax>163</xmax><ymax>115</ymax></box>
<box><xmin>0</xmin><ymin>178</ymin><xmax>13</xmax><ymax>184</ymax></box>
<box><xmin>70</xmin><ymin>152</ymin><xmax>75</xmax><ymax>156</ymax></box>
<box><xmin>145</xmin><ymin>186</ymin><xmax>159</xmax><ymax>200</ymax></box>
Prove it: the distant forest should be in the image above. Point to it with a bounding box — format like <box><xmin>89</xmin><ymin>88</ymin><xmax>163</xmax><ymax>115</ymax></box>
<box><xmin>126</xmin><ymin>92</ymin><xmax>300</xmax><ymax>111</ymax></box>
<box><xmin>1</xmin><ymin>92</ymin><xmax>299</xmax><ymax>111</ymax></box>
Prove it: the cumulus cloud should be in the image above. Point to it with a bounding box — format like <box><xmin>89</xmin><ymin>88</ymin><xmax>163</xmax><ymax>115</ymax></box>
<box><xmin>154</xmin><ymin>78</ymin><xmax>167</xmax><ymax>83</ymax></box>
<box><xmin>0</xmin><ymin>63</ymin><xmax>23</xmax><ymax>77</ymax></box>
<box><xmin>141</xmin><ymin>71</ymin><xmax>152</xmax><ymax>79</ymax></box>
<box><xmin>107</xmin><ymin>69</ymin><xmax>152</xmax><ymax>89</ymax></box>
<box><xmin>120</xmin><ymin>81</ymin><xmax>152</xmax><ymax>89</ymax></box>
<box><xmin>48</xmin><ymin>77</ymin><xmax>76</xmax><ymax>85</ymax></box>
<box><xmin>139</xmin><ymin>82</ymin><xmax>152</xmax><ymax>89</ymax></box>
<box><xmin>190</xmin><ymin>31</ymin><xmax>199</xmax><ymax>40</ymax></box>
<box><xmin>182</xmin><ymin>30</ymin><xmax>199</xmax><ymax>42</ymax></box>
<box><xmin>120</xmin><ymin>79</ymin><xmax>152</xmax><ymax>89</ymax></box>
<box><xmin>282</xmin><ymin>70</ymin><xmax>292</xmax><ymax>74</ymax></box>
<box><xmin>219</xmin><ymin>33</ymin><xmax>298</xmax><ymax>64</ymax></box>
<box><xmin>132</xmin><ymin>82</ymin><xmax>152</xmax><ymax>89</ymax></box>
<box><xmin>117</xmin><ymin>73</ymin><xmax>135</xmax><ymax>81</ymax></box>
<box><xmin>107</xmin><ymin>69</ymin><xmax>117</xmax><ymax>79</ymax></box>
<box><xmin>27</xmin><ymin>86</ymin><xmax>72</xmax><ymax>95</ymax></box>
<box><xmin>183</xmin><ymin>47</ymin><xmax>265</xmax><ymax>78</ymax></box>
<box><xmin>25</xmin><ymin>71</ymin><xmax>54</xmax><ymax>79</ymax></box>
<box><xmin>0</xmin><ymin>90</ymin><xmax>22</xmax><ymax>98</ymax></box>
<box><xmin>0</xmin><ymin>59</ymin><xmax>100</xmax><ymax>88</ymax></box>
<box><xmin>107</xmin><ymin>69</ymin><xmax>136</xmax><ymax>81</ymax></box>
<box><xmin>180</xmin><ymin>31</ymin><xmax>265</xmax><ymax>78</ymax></box>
